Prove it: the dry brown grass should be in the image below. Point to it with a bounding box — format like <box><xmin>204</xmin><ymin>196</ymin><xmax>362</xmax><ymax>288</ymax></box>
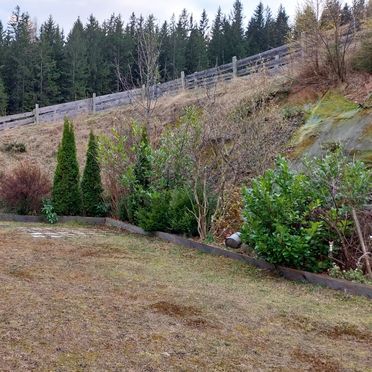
<box><xmin>0</xmin><ymin>222</ymin><xmax>371</xmax><ymax>371</ymax></box>
<box><xmin>0</xmin><ymin>72</ymin><xmax>292</xmax><ymax>180</ymax></box>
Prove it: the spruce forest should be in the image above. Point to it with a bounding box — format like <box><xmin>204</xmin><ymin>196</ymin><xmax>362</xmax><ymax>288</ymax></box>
<box><xmin>0</xmin><ymin>1</ymin><xmax>293</xmax><ymax>115</ymax></box>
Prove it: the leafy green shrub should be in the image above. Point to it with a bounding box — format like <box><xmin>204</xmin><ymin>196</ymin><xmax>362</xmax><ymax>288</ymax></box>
<box><xmin>42</xmin><ymin>199</ymin><xmax>58</xmax><ymax>224</ymax></box>
<box><xmin>81</xmin><ymin>131</ymin><xmax>104</xmax><ymax>216</ymax></box>
<box><xmin>119</xmin><ymin>182</ymin><xmax>147</xmax><ymax>224</ymax></box>
<box><xmin>52</xmin><ymin>119</ymin><xmax>82</xmax><ymax>216</ymax></box>
<box><xmin>304</xmin><ymin>147</ymin><xmax>371</xmax><ymax>269</ymax></box>
<box><xmin>0</xmin><ymin>161</ymin><xmax>51</xmax><ymax>215</ymax></box>
<box><xmin>168</xmin><ymin>187</ymin><xmax>198</xmax><ymax>235</ymax></box>
<box><xmin>329</xmin><ymin>264</ymin><xmax>372</xmax><ymax>285</ymax></box>
<box><xmin>241</xmin><ymin>157</ymin><xmax>329</xmax><ymax>272</ymax></box>
<box><xmin>137</xmin><ymin>191</ymin><xmax>171</xmax><ymax>232</ymax></box>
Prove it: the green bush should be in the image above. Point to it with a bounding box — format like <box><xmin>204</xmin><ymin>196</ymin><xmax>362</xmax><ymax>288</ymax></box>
<box><xmin>137</xmin><ymin>191</ymin><xmax>171</xmax><ymax>232</ymax></box>
<box><xmin>42</xmin><ymin>199</ymin><xmax>58</xmax><ymax>224</ymax></box>
<box><xmin>52</xmin><ymin>118</ymin><xmax>82</xmax><ymax>216</ymax></box>
<box><xmin>135</xmin><ymin>187</ymin><xmax>198</xmax><ymax>235</ymax></box>
<box><xmin>119</xmin><ymin>182</ymin><xmax>148</xmax><ymax>224</ymax></box>
<box><xmin>168</xmin><ymin>187</ymin><xmax>198</xmax><ymax>235</ymax></box>
<box><xmin>81</xmin><ymin>131</ymin><xmax>104</xmax><ymax>216</ymax></box>
<box><xmin>352</xmin><ymin>27</ymin><xmax>372</xmax><ymax>73</ymax></box>
<box><xmin>241</xmin><ymin>157</ymin><xmax>329</xmax><ymax>272</ymax></box>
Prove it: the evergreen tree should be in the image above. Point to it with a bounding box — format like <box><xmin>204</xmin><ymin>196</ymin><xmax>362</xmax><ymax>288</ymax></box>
<box><xmin>3</xmin><ymin>6</ymin><xmax>36</xmax><ymax>113</ymax></box>
<box><xmin>85</xmin><ymin>15</ymin><xmax>109</xmax><ymax>95</ymax></box>
<box><xmin>246</xmin><ymin>2</ymin><xmax>266</xmax><ymax>55</ymax></box>
<box><xmin>0</xmin><ymin>75</ymin><xmax>7</xmax><ymax>115</ymax></box>
<box><xmin>171</xmin><ymin>9</ymin><xmax>188</xmax><ymax>78</ymax></box>
<box><xmin>341</xmin><ymin>3</ymin><xmax>353</xmax><ymax>24</ymax></box>
<box><xmin>274</xmin><ymin>5</ymin><xmax>290</xmax><ymax>47</ymax></box>
<box><xmin>264</xmin><ymin>6</ymin><xmax>275</xmax><ymax>49</ymax></box>
<box><xmin>185</xmin><ymin>17</ymin><xmax>208</xmax><ymax>73</ymax></box>
<box><xmin>37</xmin><ymin>16</ymin><xmax>63</xmax><ymax>106</ymax></box>
<box><xmin>81</xmin><ymin>131</ymin><xmax>104</xmax><ymax>216</ymax></box>
<box><xmin>64</xmin><ymin>18</ymin><xmax>88</xmax><ymax>100</ymax></box>
<box><xmin>159</xmin><ymin>21</ymin><xmax>172</xmax><ymax>81</ymax></box>
<box><xmin>225</xmin><ymin>0</ymin><xmax>245</xmax><ymax>60</ymax></box>
<box><xmin>52</xmin><ymin>118</ymin><xmax>81</xmax><ymax>215</ymax></box>
<box><xmin>209</xmin><ymin>7</ymin><xmax>225</xmax><ymax>66</ymax></box>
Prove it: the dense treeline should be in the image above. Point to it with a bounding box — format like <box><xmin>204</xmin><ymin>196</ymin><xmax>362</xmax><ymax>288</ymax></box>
<box><xmin>0</xmin><ymin>1</ymin><xmax>291</xmax><ymax>115</ymax></box>
<box><xmin>0</xmin><ymin>0</ymin><xmax>370</xmax><ymax>115</ymax></box>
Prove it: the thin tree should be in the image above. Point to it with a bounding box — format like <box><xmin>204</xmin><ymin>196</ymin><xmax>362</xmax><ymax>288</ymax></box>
<box><xmin>52</xmin><ymin>118</ymin><xmax>82</xmax><ymax>215</ymax></box>
<box><xmin>81</xmin><ymin>131</ymin><xmax>104</xmax><ymax>216</ymax></box>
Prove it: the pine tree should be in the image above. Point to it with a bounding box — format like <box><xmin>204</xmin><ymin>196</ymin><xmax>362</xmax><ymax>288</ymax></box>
<box><xmin>37</xmin><ymin>16</ymin><xmax>63</xmax><ymax>106</ymax></box>
<box><xmin>3</xmin><ymin>6</ymin><xmax>37</xmax><ymax>113</ymax></box>
<box><xmin>228</xmin><ymin>0</ymin><xmax>246</xmax><ymax>59</ymax></box>
<box><xmin>209</xmin><ymin>7</ymin><xmax>225</xmax><ymax>66</ymax></box>
<box><xmin>81</xmin><ymin>131</ymin><xmax>104</xmax><ymax>216</ymax></box>
<box><xmin>274</xmin><ymin>5</ymin><xmax>290</xmax><ymax>47</ymax></box>
<box><xmin>246</xmin><ymin>2</ymin><xmax>266</xmax><ymax>55</ymax></box>
<box><xmin>85</xmin><ymin>15</ymin><xmax>109</xmax><ymax>96</ymax></box>
<box><xmin>64</xmin><ymin>18</ymin><xmax>88</xmax><ymax>100</ymax></box>
<box><xmin>0</xmin><ymin>75</ymin><xmax>7</xmax><ymax>115</ymax></box>
<box><xmin>52</xmin><ymin>118</ymin><xmax>81</xmax><ymax>215</ymax></box>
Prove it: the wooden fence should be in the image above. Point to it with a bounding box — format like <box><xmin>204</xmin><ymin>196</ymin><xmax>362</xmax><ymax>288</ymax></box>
<box><xmin>0</xmin><ymin>42</ymin><xmax>301</xmax><ymax>131</ymax></box>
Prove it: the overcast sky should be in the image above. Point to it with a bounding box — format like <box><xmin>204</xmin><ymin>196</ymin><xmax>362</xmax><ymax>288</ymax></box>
<box><xmin>0</xmin><ymin>0</ymin><xmax>299</xmax><ymax>34</ymax></box>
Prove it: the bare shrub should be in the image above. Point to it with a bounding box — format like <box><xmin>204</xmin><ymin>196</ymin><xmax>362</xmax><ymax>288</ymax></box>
<box><xmin>0</xmin><ymin>161</ymin><xmax>51</xmax><ymax>214</ymax></box>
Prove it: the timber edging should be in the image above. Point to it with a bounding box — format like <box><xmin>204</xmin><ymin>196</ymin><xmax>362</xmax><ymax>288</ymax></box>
<box><xmin>0</xmin><ymin>214</ymin><xmax>370</xmax><ymax>299</ymax></box>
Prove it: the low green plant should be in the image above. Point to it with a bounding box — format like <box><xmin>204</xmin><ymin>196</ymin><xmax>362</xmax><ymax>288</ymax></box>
<box><xmin>329</xmin><ymin>264</ymin><xmax>372</xmax><ymax>285</ymax></box>
<box><xmin>42</xmin><ymin>199</ymin><xmax>58</xmax><ymax>224</ymax></box>
<box><xmin>241</xmin><ymin>156</ymin><xmax>330</xmax><ymax>272</ymax></box>
<box><xmin>137</xmin><ymin>190</ymin><xmax>171</xmax><ymax>232</ymax></box>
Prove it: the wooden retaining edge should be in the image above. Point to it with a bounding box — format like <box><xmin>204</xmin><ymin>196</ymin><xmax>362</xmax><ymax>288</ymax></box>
<box><xmin>0</xmin><ymin>214</ymin><xmax>370</xmax><ymax>299</ymax></box>
<box><xmin>105</xmin><ymin>218</ymin><xmax>372</xmax><ymax>299</ymax></box>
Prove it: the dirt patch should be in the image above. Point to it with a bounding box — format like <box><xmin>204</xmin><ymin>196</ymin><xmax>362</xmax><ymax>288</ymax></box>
<box><xmin>149</xmin><ymin>301</ymin><xmax>201</xmax><ymax>318</ymax></box>
<box><xmin>292</xmin><ymin>348</ymin><xmax>343</xmax><ymax>372</ymax></box>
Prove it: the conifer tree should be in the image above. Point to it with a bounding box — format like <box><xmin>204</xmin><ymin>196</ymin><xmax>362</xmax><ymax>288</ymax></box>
<box><xmin>209</xmin><ymin>7</ymin><xmax>224</xmax><ymax>66</ymax></box>
<box><xmin>274</xmin><ymin>5</ymin><xmax>290</xmax><ymax>47</ymax></box>
<box><xmin>52</xmin><ymin>118</ymin><xmax>81</xmax><ymax>215</ymax></box>
<box><xmin>81</xmin><ymin>131</ymin><xmax>104</xmax><ymax>216</ymax></box>
<box><xmin>246</xmin><ymin>2</ymin><xmax>266</xmax><ymax>55</ymax></box>
<box><xmin>0</xmin><ymin>75</ymin><xmax>7</xmax><ymax>115</ymax></box>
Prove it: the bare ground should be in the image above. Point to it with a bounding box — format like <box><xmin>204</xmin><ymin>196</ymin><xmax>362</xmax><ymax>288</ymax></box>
<box><xmin>0</xmin><ymin>223</ymin><xmax>371</xmax><ymax>371</ymax></box>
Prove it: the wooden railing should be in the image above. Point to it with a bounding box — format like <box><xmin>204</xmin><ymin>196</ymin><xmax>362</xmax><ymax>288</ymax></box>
<box><xmin>0</xmin><ymin>42</ymin><xmax>301</xmax><ymax>131</ymax></box>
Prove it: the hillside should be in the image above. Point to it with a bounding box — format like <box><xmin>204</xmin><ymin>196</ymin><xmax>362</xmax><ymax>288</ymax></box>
<box><xmin>0</xmin><ymin>69</ymin><xmax>371</xmax><ymax>181</ymax></box>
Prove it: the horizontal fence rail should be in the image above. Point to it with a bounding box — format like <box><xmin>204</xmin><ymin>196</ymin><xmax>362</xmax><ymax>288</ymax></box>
<box><xmin>0</xmin><ymin>42</ymin><xmax>301</xmax><ymax>131</ymax></box>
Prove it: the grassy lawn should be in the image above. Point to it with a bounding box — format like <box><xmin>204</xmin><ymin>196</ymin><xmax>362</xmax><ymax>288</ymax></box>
<box><xmin>0</xmin><ymin>223</ymin><xmax>371</xmax><ymax>371</ymax></box>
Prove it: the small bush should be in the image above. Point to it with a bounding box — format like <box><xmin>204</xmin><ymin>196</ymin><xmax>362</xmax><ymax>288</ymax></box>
<box><xmin>0</xmin><ymin>162</ymin><xmax>51</xmax><ymax>214</ymax></box>
<box><xmin>241</xmin><ymin>157</ymin><xmax>330</xmax><ymax>272</ymax></box>
<box><xmin>119</xmin><ymin>184</ymin><xmax>147</xmax><ymax>224</ymax></box>
<box><xmin>2</xmin><ymin>142</ymin><xmax>26</xmax><ymax>153</ymax></box>
<box><xmin>168</xmin><ymin>187</ymin><xmax>198</xmax><ymax>235</ymax></box>
<box><xmin>42</xmin><ymin>199</ymin><xmax>58</xmax><ymax>224</ymax></box>
<box><xmin>135</xmin><ymin>187</ymin><xmax>198</xmax><ymax>235</ymax></box>
<box><xmin>137</xmin><ymin>191</ymin><xmax>171</xmax><ymax>232</ymax></box>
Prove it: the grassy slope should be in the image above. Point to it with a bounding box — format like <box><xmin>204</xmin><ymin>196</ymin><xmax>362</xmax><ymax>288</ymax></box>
<box><xmin>0</xmin><ymin>223</ymin><xmax>371</xmax><ymax>370</ymax></box>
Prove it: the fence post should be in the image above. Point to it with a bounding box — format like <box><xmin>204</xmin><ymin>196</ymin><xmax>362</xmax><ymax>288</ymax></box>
<box><xmin>232</xmin><ymin>56</ymin><xmax>237</xmax><ymax>78</ymax></box>
<box><xmin>92</xmin><ymin>93</ymin><xmax>96</xmax><ymax>114</ymax></box>
<box><xmin>181</xmin><ymin>71</ymin><xmax>185</xmax><ymax>90</ymax></box>
<box><xmin>34</xmin><ymin>104</ymin><xmax>39</xmax><ymax>124</ymax></box>
<box><xmin>274</xmin><ymin>54</ymin><xmax>280</xmax><ymax>69</ymax></box>
<box><xmin>301</xmin><ymin>32</ymin><xmax>306</xmax><ymax>59</ymax></box>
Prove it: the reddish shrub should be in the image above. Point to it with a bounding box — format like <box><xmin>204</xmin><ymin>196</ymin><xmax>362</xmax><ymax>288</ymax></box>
<box><xmin>0</xmin><ymin>161</ymin><xmax>51</xmax><ymax>214</ymax></box>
